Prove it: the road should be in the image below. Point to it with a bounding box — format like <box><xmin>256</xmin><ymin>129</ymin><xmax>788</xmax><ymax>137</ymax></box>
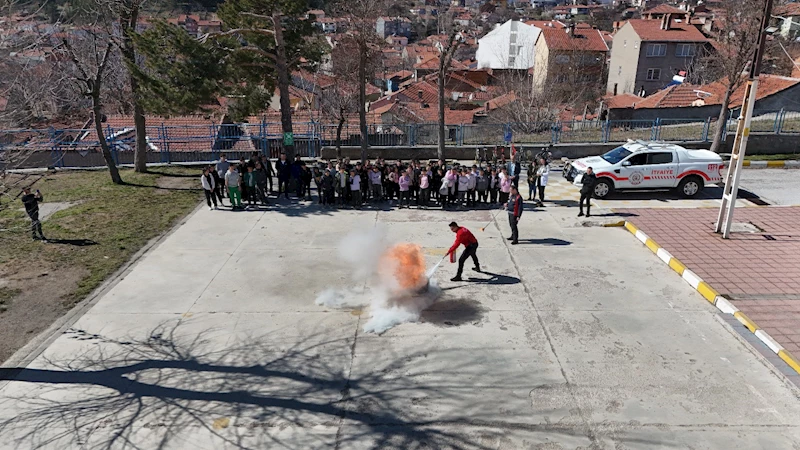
<box><xmin>1</xmin><ymin>196</ymin><xmax>799</xmax><ymax>449</ymax></box>
<box><xmin>740</xmin><ymin>169</ymin><xmax>800</xmax><ymax>206</ymax></box>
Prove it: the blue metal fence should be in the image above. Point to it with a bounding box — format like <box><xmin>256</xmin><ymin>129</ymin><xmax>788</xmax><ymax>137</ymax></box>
<box><xmin>2</xmin><ymin>110</ymin><xmax>799</xmax><ymax>169</ymax></box>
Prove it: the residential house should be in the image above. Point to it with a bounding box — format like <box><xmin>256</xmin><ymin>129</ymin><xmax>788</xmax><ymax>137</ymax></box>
<box><xmin>774</xmin><ymin>2</ymin><xmax>800</xmax><ymax>40</ymax></box>
<box><xmin>605</xmin><ymin>74</ymin><xmax>800</xmax><ymax>121</ymax></box>
<box><xmin>641</xmin><ymin>4</ymin><xmax>689</xmax><ymax>21</ymax></box>
<box><xmin>376</xmin><ymin>17</ymin><xmax>412</xmax><ymax>39</ymax></box>
<box><xmin>532</xmin><ymin>24</ymin><xmax>609</xmax><ymax>93</ymax></box>
<box><xmin>167</xmin><ymin>15</ymin><xmax>200</xmax><ymax>36</ymax></box>
<box><xmin>606</xmin><ymin>16</ymin><xmax>709</xmax><ymax>97</ymax></box>
<box><xmin>386</xmin><ymin>34</ymin><xmax>409</xmax><ymax>50</ymax></box>
<box><xmin>476</xmin><ymin>20</ymin><xmax>542</xmax><ymax>70</ymax></box>
<box><xmin>306</xmin><ymin>9</ymin><xmax>325</xmax><ymax>20</ymax></box>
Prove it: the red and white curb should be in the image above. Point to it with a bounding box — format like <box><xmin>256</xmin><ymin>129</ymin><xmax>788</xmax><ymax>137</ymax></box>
<box><xmin>622</xmin><ymin>221</ymin><xmax>800</xmax><ymax>376</ymax></box>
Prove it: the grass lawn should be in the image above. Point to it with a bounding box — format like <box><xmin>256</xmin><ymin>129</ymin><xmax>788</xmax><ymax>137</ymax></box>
<box><xmin>745</xmin><ymin>154</ymin><xmax>800</xmax><ymax>161</ymax></box>
<box><xmin>0</xmin><ymin>166</ymin><xmax>202</xmax><ymax>362</ymax></box>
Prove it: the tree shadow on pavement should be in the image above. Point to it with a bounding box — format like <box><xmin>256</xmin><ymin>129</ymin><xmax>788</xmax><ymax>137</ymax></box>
<box><xmin>0</xmin><ymin>320</ymin><xmax>665</xmax><ymax>449</ymax></box>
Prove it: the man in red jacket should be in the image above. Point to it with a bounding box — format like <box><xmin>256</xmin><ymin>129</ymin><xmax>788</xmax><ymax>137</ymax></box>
<box><xmin>447</xmin><ymin>221</ymin><xmax>480</xmax><ymax>282</ymax></box>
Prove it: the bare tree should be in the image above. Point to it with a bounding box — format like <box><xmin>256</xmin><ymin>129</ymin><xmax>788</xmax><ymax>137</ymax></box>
<box><xmin>114</xmin><ymin>0</ymin><xmax>148</xmax><ymax>173</ymax></box>
<box><xmin>57</xmin><ymin>31</ymin><xmax>123</xmax><ymax>184</ymax></box>
<box><xmin>334</xmin><ymin>0</ymin><xmax>386</xmax><ymax>163</ymax></box>
<box><xmin>691</xmin><ymin>0</ymin><xmax>765</xmax><ymax>153</ymax></box>
<box><xmin>435</xmin><ymin>9</ymin><xmax>466</xmax><ymax>161</ymax></box>
<box><xmin>320</xmin><ymin>42</ymin><xmax>361</xmax><ymax>160</ymax></box>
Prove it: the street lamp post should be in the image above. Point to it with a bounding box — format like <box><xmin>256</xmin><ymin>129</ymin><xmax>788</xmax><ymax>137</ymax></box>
<box><xmin>715</xmin><ymin>0</ymin><xmax>775</xmax><ymax>239</ymax></box>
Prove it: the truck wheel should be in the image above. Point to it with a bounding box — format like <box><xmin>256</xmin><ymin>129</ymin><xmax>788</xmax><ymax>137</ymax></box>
<box><xmin>678</xmin><ymin>176</ymin><xmax>704</xmax><ymax>198</ymax></box>
<box><xmin>593</xmin><ymin>179</ymin><xmax>613</xmax><ymax>199</ymax></box>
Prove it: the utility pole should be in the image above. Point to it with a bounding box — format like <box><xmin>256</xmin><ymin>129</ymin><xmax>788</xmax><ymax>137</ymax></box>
<box><xmin>715</xmin><ymin>0</ymin><xmax>774</xmax><ymax>239</ymax></box>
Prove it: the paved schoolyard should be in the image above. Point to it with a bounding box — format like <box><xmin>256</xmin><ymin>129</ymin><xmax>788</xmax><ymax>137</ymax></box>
<box><xmin>619</xmin><ymin>207</ymin><xmax>800</xmax><ymax>364</ymax></box>
<box><xmin>1</xmin><ymin>197</ymin><xmax>800</xmax><ymax>449</ymax></box>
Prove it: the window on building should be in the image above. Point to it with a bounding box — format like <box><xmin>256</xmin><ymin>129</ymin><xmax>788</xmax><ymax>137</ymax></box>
<box><xmin>676</xmin><ymin>44</ymin><xmax>696</xmax><ymax>57</ymax></box>
<box><xmin>646</xmin><ymin>43</ymin><xmax>667</xmax><ymax>57</ymax></box>
<box><xmin>508</xmin><ymin>56</ymin><xmax>517</xmax><ymax>66</ymax></box>
<box><xmin>555</xmin><ymin>54</ymin><xmax>570</xmax><ymax>64</ymax></box>
<box><xmin>618</xmin><ymin>65</ymin><xmax>622</xmax><ymax>76</ymax></box>
<box><xmin>646</xmin><ymin>68</ymin><xmax>661</xmax><ymax>80</ymax></box>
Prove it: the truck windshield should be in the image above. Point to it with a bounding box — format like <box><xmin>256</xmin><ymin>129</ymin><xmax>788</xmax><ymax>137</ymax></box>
<box><xmin>601</xmin><ymin>146</ymin><xmax>632</xmax><ymax>164</ymax></box>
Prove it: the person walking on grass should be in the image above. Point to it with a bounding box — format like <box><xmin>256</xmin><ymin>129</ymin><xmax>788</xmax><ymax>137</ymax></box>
<box><xmin>201</xmin><ymin>167</ymin><xmax>219</xmax><ymax>210</ymax></box>
<box><xmin>225</xmin><ymin>165</ymin><xmax>243</xmax><ymax>209</ymax></box>
<box><xmin>579</xmin><ymin>167</ymin><xmax>596</xmax><ymax>217</ymax></box>
<box><xmin>447</xmin><ymin>221</ymin><xmax>480</xmax><ymax>282</ymax></box>
<box><xmin>21</xmin><ymin>187</ymin><xmax>46</xmax><ymax>241</ymax></box>
<box><xmin>505</xmin><ymin>185</ymin><xmax>523</xmax><ymax>245</ymax></box>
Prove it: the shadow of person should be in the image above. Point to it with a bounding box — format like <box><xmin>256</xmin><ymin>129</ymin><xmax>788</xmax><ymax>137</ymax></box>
<box><xmin>45</xmin><ymin>238</ymin><xmax>98</xmax><ymax>247</ymax></box>
<box><xmin>513</xmin><ymin>238</ymin><xmax>571</xmax><ymax>246</ymax></box>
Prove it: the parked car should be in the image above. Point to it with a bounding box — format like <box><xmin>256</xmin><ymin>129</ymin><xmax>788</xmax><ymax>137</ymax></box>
<box><xmin>564</xmin><ymin>140</ymin><xmax>724</xmax><ymax>199</ymax></box>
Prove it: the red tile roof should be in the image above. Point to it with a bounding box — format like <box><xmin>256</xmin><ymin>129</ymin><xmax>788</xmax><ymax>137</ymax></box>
<box><xmin>414</xmin><ymin>55</ymin><xmax>469</xmax><ymax>71</ymax></box>
<box><xmin>604</xmin><ymin>93</ymin><xmax>641</xmax><ymax>109</ymax></box>
<box><xmin>525</xmin><ymin>20</ymin><xmax>566</xmax><ymax>29</ymax></box>
<box><xmin>539</xmin><ymin>27</ymin><xmax>609</xmax><ymax>52</ymax></box>
<box><xmin>776</xmin><ymin>3</ymin><xmax>800</xmax><ymax>16</ymax></box>
<box><xmin>643</xmin><ymin>4</ymin><xmax>687</xmax><ymax>15</ymax></box>
<box><xmin>633</xmin><ymin>74</ymin><xmax>800</xmax><ymax>109</ymax></box>
<box><xmin>626</xmin><ymin>19</ymin><xmax>709</xmax><ymax>42</ymax></box>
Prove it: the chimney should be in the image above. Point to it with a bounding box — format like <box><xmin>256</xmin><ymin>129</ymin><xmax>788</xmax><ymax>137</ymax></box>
<box><xmin>418</xmin><ymin>89</ymin><xmax>423</xmax><ymax>99</ymax></box>
<box><xmin>567</xmin><ymin>22</ymin><xmax>576</xmax><ymax>36</ymax></box>
<box><xmin>661</xmin><ymin>13</ymin><xmax>672</xmax><ymax>31</ymax></box>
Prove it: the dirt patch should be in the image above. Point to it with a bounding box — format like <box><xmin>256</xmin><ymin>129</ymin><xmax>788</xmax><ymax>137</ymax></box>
<box><xmin>155</xmin><ymin>176</ymin><xmax>196</xmax><ymax>193</ymax></box>
<box><xmin>0</xmin><ymin>265</ymin><xmax>87</xmax><ymax>362</ymax></box>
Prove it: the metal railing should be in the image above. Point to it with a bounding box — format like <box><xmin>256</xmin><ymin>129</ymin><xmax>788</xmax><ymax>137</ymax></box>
<box><xmin>2</xmin><ymin>109</ymin><xmax>799</xmax><ymax>169</ymax></box>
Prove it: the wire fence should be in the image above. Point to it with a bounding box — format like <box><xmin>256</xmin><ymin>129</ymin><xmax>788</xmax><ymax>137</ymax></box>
<box><xmin>2</xmin><ymin>109</ymin><xmax>799</xmax><ymax>169</ymax></box>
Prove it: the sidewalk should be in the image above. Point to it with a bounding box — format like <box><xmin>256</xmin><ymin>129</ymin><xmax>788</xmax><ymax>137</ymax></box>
<box><xmin>620</xmin><ymin>207</ymin><xmax>800</xmax><ymax>359</ymax></box>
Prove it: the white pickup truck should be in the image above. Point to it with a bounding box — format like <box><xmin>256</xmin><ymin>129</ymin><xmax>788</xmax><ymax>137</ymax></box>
<box><xmin>564</xmin><ymin>141</ymin><xmax>724</xmax><ymax>199</ymax></box>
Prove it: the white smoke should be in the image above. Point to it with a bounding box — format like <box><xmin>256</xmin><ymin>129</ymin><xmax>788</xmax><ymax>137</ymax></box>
<box><xmin>314</xmin><ymin>228</ymin><xmax>442</xmax><ymax>334</ymax></box>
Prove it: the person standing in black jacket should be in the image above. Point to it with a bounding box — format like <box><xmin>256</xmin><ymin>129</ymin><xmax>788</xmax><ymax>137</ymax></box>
<box><xmin>275</xmin><ymin>153</ymin><xmax>291</xmax><ymax>199</ymax></box>
<box><xmin>21</xmin><ymin>187</ymin><xmax>46</xmax><ymax>241</ymax></box>
<box><xmin>579</xmin><ymin>167</ymin><xmax>597</xmax><ymax>217</ymax></box>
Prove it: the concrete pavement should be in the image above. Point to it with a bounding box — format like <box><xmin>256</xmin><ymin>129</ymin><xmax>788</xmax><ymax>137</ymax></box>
<box><xmin>1</xmin><ymin>197</ymin><xmax>800</xmax><ymax>449</ymax></box>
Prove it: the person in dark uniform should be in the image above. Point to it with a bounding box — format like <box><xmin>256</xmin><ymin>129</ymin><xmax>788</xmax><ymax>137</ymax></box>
<box><xmin>275</xmin><ymin>153</ymin><xmax>291</xmax><ymax>199</ymax></box>
<box><xmin>21</xmin><ymin>187</ymin><xmax>46</xmax><ymax>241</ymax></box>
<box><xmin>505</xmin><ymin>185</ymin><xmax>523</xmax><ymax>245</ymax></box>
<box><xmin>579</xmin><ymin>167</ymin><xmax>597</xmax><ymax>217</ymax></box>
<box><xmin>447</xmin><ymin>221</ymin><xmax>480</xmax><ymax>282</ymax></box>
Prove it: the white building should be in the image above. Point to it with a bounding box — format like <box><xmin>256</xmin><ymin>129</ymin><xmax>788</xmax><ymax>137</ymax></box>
<box><xmin>476</xmin><ymin>20</ymin><xmax>541</xmax><ymax>70</ymax></box>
